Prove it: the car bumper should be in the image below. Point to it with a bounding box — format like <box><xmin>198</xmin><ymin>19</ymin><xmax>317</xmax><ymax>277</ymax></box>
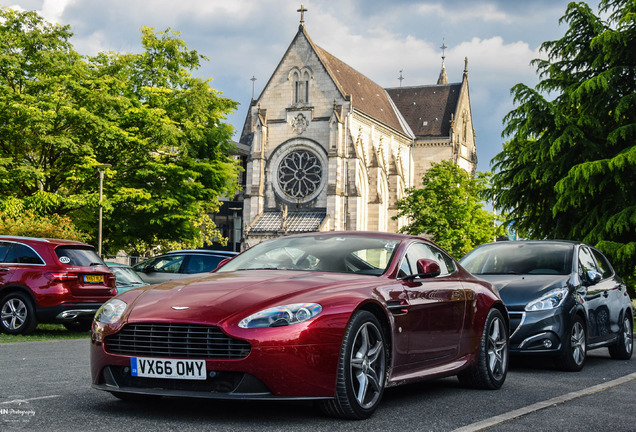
<box><xmin>36</xmin><ymin>303</ymin><xmax>105</xmax><ymax>322</ymax></box>
<box><xmin>508</xmin><ymin>309</ymin><xmax>568</xmax><ymax>355</ymax></box>
<box><xmin>90</xmin><ymin>341</ymin><xmax>340</xmax><ymax>399</ymax></box>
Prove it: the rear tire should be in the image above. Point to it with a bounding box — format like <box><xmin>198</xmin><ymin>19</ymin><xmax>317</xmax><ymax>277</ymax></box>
<box><xmin>0</xmin><ymin>292</ymin><xmax>38</xmax><ymax>335</ymax></box>
<box><xmin>555</xmin><ymin>315</ymin><xmax>586</xmax><ymax>371</ymax></box>
<box><xmin>458</xmin><ymin>308</ymin><xmax>508</xmax><ymax>389</ymax></box>
<box><xmin>318</xmin><ymin>311</ymin><xmax>387</xmax><ymax>420</ymax></box>
<box><xmin>608</xmin><ymin>314</ymin><xmax>633</xmax><ymax>360</ymax></box>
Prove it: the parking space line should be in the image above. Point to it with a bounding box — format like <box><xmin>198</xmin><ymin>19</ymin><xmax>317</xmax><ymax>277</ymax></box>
<box><xmin>0</xmin><ymin>395</ymin><xmax>61</xmax><ymax>404</ymax></box>
<box><xmin>452</xmin><ymin>372</ymin><xmax>636</xmax><ymax>432</ymax></box>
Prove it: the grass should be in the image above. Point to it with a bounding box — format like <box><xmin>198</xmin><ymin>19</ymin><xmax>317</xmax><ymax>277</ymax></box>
<box><xmin>0</xmin><ymin>323</ymin><xmax>90</xmax><ymax>343</ymax></box>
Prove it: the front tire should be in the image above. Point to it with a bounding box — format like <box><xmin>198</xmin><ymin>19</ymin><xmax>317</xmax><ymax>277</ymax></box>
<box><xmin>608</xmin><ymin>314</ymin><xmax>633</xmax><ymax>360</ymax></box>
<box><xmin>555</xmin><ymin>315</ymin><xmax>586</xmax><ymax>371</ymax></box>
<box><xmin>458</xmin><ymin>308</ymin><xmax>508</xmax><ymax>389</ymax></box>
<box><xmin>0</xmin><ymin>292</ymin><xmax>38</xmax><ymax>335</ymax></box>
<box><xmin>319</xmin><ymin>311</ymin><xmax>387</xmax><ymax>420</ymax></box>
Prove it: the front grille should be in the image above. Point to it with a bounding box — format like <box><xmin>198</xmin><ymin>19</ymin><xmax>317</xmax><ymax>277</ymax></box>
<box><xmin>105</xmin><ymin>323</ymin><xmax>251</xmax><ymax>359</ymax></box>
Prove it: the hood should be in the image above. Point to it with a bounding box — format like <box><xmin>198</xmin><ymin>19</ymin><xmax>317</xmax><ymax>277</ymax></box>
<box><xmin>122</xmin><ymin>270</ymin><xmax>376</xmax><ymax>325</ymax></box>
<box><xmin>475</xmin><ymin>274</ymin><xmax>571</xmax><ymax>310</ymax></box>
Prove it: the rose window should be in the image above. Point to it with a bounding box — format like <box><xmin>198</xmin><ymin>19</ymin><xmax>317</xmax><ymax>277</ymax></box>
<box><xmin>277</xmin><ymin>150</ymin><xmax>322</xmax><ymax>199</ymax></box>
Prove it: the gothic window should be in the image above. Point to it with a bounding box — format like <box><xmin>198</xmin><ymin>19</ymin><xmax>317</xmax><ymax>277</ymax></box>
<box><xmin>277</xmin><ymin>149</ymin><xmax>322</xmax><ymax>199</ymax></box>
<box><xmin>293</xmin><ymin>71</ymin><xmax>310</xmax><ymax>104</ymax></box>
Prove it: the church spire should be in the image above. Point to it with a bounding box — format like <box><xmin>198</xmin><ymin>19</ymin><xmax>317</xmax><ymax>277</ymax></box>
<box><xmin>437</xmin><ymin>40</ymin><xmax>448</xmax><ymax>85</ymax></box>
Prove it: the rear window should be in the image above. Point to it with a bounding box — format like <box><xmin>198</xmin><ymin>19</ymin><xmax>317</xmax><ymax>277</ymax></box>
<box><xmin>55</xmin><ymin>246</ymin><xmax>104</xmax><ymax>267</ymax></box>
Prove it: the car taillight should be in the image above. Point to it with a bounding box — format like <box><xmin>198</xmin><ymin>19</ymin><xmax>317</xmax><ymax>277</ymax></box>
<box><xmin>45</xmin><ymin>272</ymin><xmax>79</xmax><ymax>282</ymax></box>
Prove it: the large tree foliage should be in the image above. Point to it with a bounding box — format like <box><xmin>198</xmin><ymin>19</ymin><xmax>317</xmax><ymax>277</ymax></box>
<box><xmin>393</xmin><ymin>160</ymin><xmax>500</xmax><ymax>259</ymax></box>
<box><xmin>491</xmin><ymin>0</ymin><xmax>636</xmax><ymax>279</ymax></box>
<box><xmin>0</xmin><ymin>8</ymin><xmax>239</xmax><ymax>254</ymax></box>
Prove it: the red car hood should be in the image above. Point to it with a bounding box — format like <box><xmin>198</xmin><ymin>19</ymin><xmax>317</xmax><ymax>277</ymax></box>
<box><xmin>124</xmin><ymin>270</ymin><xmax>377</xmax><ymax>325</ymax></box>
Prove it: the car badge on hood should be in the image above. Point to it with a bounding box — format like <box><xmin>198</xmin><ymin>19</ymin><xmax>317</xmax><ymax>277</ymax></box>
<box><xmin>171</xmin><ymin>306</ymin><xmax>189</xmax><ymax>310</ymax></box>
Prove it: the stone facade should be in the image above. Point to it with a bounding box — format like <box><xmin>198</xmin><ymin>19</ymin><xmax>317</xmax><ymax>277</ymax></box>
<box><xmin>239</xmin><ymin>20</ymin><xmax>476</xmax><ymax>247</ymax></box>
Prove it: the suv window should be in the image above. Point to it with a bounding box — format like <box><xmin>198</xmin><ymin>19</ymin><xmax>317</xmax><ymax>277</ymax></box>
<box><xmin>55</xmin><ymin>246</ymin><xmax>104</xmax><ymax>266</ymax></box>
<box><xmin>2</xmin><ymin>243</ymin><xmax>44</xmax><ymax>264</ymax></box>
<box><xmin>184</xmin><ymin>255</ymin><xmax>225</xmax><ymax>274</ymax></box>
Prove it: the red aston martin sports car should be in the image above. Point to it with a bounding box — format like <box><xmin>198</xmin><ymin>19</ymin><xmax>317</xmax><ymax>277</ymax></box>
<box><xmin>91</xmin><ymin>232</ymin><xmax>509</xmax><ymax>419</ymax></box>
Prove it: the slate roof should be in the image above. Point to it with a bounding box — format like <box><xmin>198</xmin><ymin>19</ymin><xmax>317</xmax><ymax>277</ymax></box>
<box><xmin>313</xmin><ymin>45</ymin><xmax>408</xmax><ymax>135</ymax></box>
<box><xmin>385</xmin><ymin>84</ymin><xmax>462</xmax><ymax>139</ymax></box>
<box><xmin>250</xmin><ymin>211</ymin><xmax>326</xmax><ymax>233</ymax></box>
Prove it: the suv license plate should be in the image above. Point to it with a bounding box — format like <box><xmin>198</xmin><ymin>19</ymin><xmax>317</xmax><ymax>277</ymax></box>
<box><xmin>131</xmin><ymin>357</ymin><xmax>206</xmax><ymax>380</ymax></box>
<box><xmin>83</xmin><ymin>275</ymin><xmax>103</xmax><ymax>283</ymax></box>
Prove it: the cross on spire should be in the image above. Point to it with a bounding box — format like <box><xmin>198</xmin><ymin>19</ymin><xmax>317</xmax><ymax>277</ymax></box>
<box><xmin>297</xmin><ymin>5</ymin><xmax>308</xmax><ymax>25</ymax></box>
<box><xmin>250</xmin><ymin>75</ymin><xmax>257</xmax><ymax>99</ymax></box>
<box><xmin>440</xmin><ymin>40</ymin><xmax>448</xmax><ymax>64</ymax></box>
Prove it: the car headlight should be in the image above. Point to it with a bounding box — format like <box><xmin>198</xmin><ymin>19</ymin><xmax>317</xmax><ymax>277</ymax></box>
<box><xmin>525</xmin><ymin>288</ymin><xmax>568</xmax><ymax>311</ymax></box>
<box><xmin>239</xmin><ymin>303</ymin><xmax>322</xmax><ymax>328</ymax></box>
<box><xmin>95</xmin><ymin>298</ymin><xmax>128</xmax><ymax>324</ymax></box>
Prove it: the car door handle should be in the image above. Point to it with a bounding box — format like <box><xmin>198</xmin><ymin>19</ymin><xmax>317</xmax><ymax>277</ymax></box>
<box><xmin>0</xmin><ymin>267</ymin><xmax>9</xmax><ymax>272</ymax></box>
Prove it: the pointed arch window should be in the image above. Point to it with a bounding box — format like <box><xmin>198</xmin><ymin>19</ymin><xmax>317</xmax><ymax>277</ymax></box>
<box><xmin>293</xmin><ymin>71</ymin><xmax>310</xmax><ymax>104</ymax></box>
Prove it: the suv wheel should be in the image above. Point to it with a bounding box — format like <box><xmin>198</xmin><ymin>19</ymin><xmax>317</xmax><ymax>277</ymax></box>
<box><xmin>0</xmin><ymin>292</ymin><xmax>38</xmax><ymax>334</ymax></box>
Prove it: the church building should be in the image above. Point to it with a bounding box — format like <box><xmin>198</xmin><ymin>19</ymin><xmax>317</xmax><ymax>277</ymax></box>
<box><xmin>239</xmin><ymin>7</ymin><xmax>477</xmax><ymax>247</ymax></box>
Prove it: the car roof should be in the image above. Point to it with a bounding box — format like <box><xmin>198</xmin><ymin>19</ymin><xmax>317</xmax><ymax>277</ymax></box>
<box><xmin>0</xmin><ymin>235</ymin><xmax>89</xmax><ymax>247</ymax></box>
<box><xmin>165</xmin><ymin>249</ymin><xmax>238</xmax><ymax>256</ymax></box>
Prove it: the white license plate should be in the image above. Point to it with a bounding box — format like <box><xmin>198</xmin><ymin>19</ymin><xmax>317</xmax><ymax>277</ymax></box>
<box><xmin>130</xmin><ymin>357</ymin><xmax>206</xmax><ymax>380</ymax></box>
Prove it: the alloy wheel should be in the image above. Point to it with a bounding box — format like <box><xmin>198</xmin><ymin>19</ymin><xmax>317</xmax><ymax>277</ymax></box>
<box><xmin>487</xmin><ymin>316</ymin><xmax>508</xmax><ymax>381</ymax></box>
<box><xmin>1</xmin><ymin>297</ymin><xmax>28</xmax><ymax>331</ymax></box>
<box><xmin>570</xmin><ymin>320</ymin><xmax>586</xmax><ymax>366</ymax></box>
<box><xmin>349</xmin><ymin>321</ymin><xmax>385</xmax><ymax>409</ymax></box>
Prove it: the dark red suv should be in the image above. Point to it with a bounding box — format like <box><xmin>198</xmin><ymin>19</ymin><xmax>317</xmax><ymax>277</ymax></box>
<box><xmin>0</xmin><ymin>236</ymin><xmax>116</xmax><ymax>334</ymax></box>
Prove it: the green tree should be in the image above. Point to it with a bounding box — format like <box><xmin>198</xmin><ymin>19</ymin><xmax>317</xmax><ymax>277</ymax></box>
<box><xmin>490</xmin><ymin>0</ymin><xmax>636</xmax><ymax>281</ymax></box>
<box><xmin>0</xmin><ymin>8</ymin><xmax>240</xmax><ymax>254</ymax></box>
<box><xmin>393</xmin><ymin>160</ymin><xmax>500</xmax><ymax>259</ymax></box>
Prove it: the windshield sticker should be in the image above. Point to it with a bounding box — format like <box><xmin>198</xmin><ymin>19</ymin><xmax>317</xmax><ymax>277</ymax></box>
<box><xmin>59</xmin><ymin>256</ymin><xmax>71</xmax><ymax>264</ymax></box>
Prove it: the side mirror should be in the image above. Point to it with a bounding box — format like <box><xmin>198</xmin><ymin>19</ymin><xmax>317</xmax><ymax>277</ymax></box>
<box><xmin>584</xmin><ymin>270</ymin><xmax>602</xmax><ymax>286</ymax></box>
<box><xmin>140</xmin><ymin>265</ymin><xmax>154</xmax><ymax>273</ymax></box>
<box><xmin>416</xmin><ymin>259</ymin><xmax>441</xmax><ymax>278</ymax></box>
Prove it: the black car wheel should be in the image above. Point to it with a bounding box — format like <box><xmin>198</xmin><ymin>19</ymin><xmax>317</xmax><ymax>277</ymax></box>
<box><xmin>319</xmin><ymin>310</ymin><xmax>387</xmax><ymax>420</ymax></box>
<box><xmin>458</xmin><ymin>308</ymin><xmax>508</xmax><ymax>389</ymax></box>
<box><xmin>0</xmin><ymin>292</ymin><xmax>38</xmax><ymax>335</ymax></box>
<box><xmin>608</xmin><ymin>314</ymin><xmax>633</xmax><ymax>360</ymax></box>
<box><xmin>555</xmin><ymin>315</ymin><xmax>586</xmax><ymax>371</ymax></box>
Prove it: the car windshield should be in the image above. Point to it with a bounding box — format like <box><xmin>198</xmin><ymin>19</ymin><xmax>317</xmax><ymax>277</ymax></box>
<box><xmin>55</xmin><ymin>246</ymin><xmax>105</xmax><ymax>267</ymax></box>
<box><xmin>218</xmin><ymin>235</ymin><xmax>400</xmax><ymax>276</ymax></box>
<box><xmin>461</xmin><ymin>243</ymin><xmax>573</xmax><ymax>275</ymax></box>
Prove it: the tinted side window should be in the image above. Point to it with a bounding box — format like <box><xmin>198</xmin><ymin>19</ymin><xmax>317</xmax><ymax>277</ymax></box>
<box><xmin>3</xmin><ymin>243</ymin><xmax>44</xmax><ymax>264</ymax></box>
<box><xmin>0</xmin><ymin>242</ymin><xmax>11</xmax><ymax>262</ymax></box>
<box><xmin>578</xmin><ymin>247</ymin><xmax>598</xmax><ymax>277</ymax></box>
<box><xmin>399</xmin><ymin>243</ymin><xmax>454</xmax><ymax>277</ymax></box>
<box><xmin>151</xmin><ymin>255</ymin><xmax>185</xmax><ymax>273</ymax></box>
<box><xmin>590</xmin><ymin>249</ymin><xmax>613</xmax><ymax>279</ymax></box>
<box><xmin>424</xmin><ymin>244</ymin><xmax>456</xmax><ymax>275</ymax></box>
<box><xmin>184</xmin><ymin>255</ymin><xmax>224</xmax><ymax>274</ymax></box>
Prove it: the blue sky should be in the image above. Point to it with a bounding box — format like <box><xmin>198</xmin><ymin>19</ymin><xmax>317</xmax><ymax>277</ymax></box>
<box><xmin>7</xmin><ymin>0</ymin><xmax>601</xmax><ymax>172</ymax></box>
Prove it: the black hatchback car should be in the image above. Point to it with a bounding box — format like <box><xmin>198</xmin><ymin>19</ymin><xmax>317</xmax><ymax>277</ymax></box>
<box><xmin>460</xmin><ymin>240</ymin><xmax>633</xmax><ymax>371</ymax></box>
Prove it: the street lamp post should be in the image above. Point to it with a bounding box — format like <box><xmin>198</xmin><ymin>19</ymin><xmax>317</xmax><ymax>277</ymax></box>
<box><xmin>228</xmin><ymin>207</ymin><xmax>242</xmax><ymax>252</ymax></box>
<box><xmin>95</xmin><ymin>164</ymin><xmax>111</xmax><ymax>258</ymax></box>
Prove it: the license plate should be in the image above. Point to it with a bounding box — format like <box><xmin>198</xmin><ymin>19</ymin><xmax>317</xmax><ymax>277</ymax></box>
<box><xmin>84</xmin><ymin>274</ymin><xmax>103</xmax><ymax>283</ymax></box>
<box><xmin>130</xmin><ymin>357</ymin><xmax>206</xmax><ymax>380</ymax></box>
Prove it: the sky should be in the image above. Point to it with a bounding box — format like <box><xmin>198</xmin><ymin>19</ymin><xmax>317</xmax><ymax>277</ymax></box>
<box><xmin>6</xmin><ymin>0</ymin><xmax>602</xmax><ymax>173</ymax></box>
